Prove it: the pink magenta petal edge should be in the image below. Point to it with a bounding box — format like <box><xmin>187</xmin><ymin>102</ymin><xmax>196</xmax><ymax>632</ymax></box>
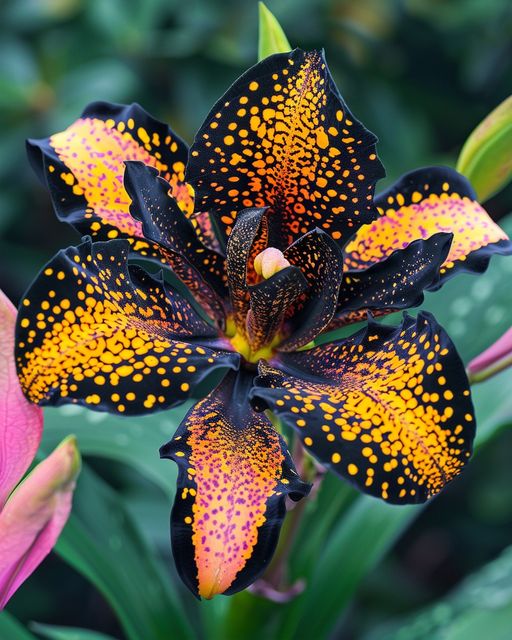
<box><xmin>0</xmin><ymin>289</ymin><xmax>44</xmax><ymax>507</ymax></box>
<box><xmin>467</xmin><ymin>326</ymin><xmax>512</xmax><ymax>374</ymax></box>
<box><xmin>0</xmin><ymin>435</ymin><xmax>81</xmax><ymax>609</ymax></box>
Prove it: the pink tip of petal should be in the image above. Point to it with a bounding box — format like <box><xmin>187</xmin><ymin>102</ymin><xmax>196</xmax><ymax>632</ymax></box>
<box><xmin>0</xmin><ymin>290</ymin><xmax>44</xmax><ymax>507</ymax></box>
<box><xmin>0</xmin><ymin>436</ymin><xmax>80</xmax><ymax>609</ymax></box>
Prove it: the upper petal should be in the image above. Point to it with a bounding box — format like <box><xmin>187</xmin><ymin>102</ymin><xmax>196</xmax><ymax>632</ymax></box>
<box><xmin>252</xmin><ymin>312</ymin><xmax>475</xmax><ymax>504</ymax></box>
<box><xmin>186</xmin><ymin>49</ymin><xmax>385</xmax><ymax>250</ymax></box>
<box><xmin>27</xmin><ymin>101</ymin><xmax>203</xmax><ymax>246</ymax></box>
<box><xmin>16</xmin><ymin>238</ymin><xmax>239</xmax><ymax>415</ymax></box>
<box><xmin>160</xmin><ymin>369</ymin><xmax>310</xmax><ymax>598</ymax></box>
<box><xmin>344</xmin><ymin>166</ymin><xmax>512</xmax><ymax>285</ymax></box>
<box><xmin>0</xmin><ymin>436</ymin><xmax>80</xmax><ymax>609</ymax></box>
<box><xmin>0</xmin><ymin>290</ymin><xmax>43</xmax><ymax>508</ymax></box>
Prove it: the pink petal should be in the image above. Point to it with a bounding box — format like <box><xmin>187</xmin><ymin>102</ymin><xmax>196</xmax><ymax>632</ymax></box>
<box><xmin>0</xmin><ymin>436</ymin><xmax>81</xmax><ymax>608</ymax></box>
<box><xmin>467</xmin><ymin>327</ymin><xmax>512</xmax><ymax>375</ymax></box>
<box><xmin>0</xmin><ymin>289</ymin><xmax>44</xmax><ymax>507</ymax></box>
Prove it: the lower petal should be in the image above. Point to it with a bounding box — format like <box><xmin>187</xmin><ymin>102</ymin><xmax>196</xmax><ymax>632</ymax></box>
<box><xmin>160</xmin><ymin>370</ymin><xmax>310</xmax><ymax>598</ymax></box>
<box><xmin>252</xmin><ymin>312</ymin><xmax>475</xmax><ymax>504</ymax></box>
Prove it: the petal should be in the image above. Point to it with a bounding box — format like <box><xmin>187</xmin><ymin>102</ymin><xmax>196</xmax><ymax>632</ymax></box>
<box><xmin>279</xmin><ymin>229</ymin><xmax>344</xmax><ymax>351</ymax></box>
<box><xmin>344</xmin><ymin>167</ymin><xmax>512</xmax><ymax>286</ymax></box>
<box><xmin>247</xmin><ymin>266</ymin><xmax>307</xmax><ymax>352</ymax></box>
<box><xmin>0</xmin><ymin>436</ymin><xmax>80</xmax><ymax>609</ymax></box>
<box><xmin>27</xmin><ymin>101</ymin><xmax>202</xmax><ymax>246</ymax></box>
<box><xmin>16</xmin><ymin>238</ymin><xmax>239</xmax><ymax>415</ymax></box>
<box><xmin>124</xmin><ymin>161</ymin><xmax>227</xmax><ymax>324</ymax></box>
<box><xmin>251</xmin><ymin>312</ymin><xmax>475</xmax><ymax>504</ymax></box>
<box><xmin>187</xmin><ymin>49</ymin><xmax>385</xmax><ymax>250</ymax></box>
<box><xmin>328</xmin><ymin>233</ymin><xmax>453</xmax><ymax>330</ymax></box>
<box><xmin>160</xmin><ymin>370</ymin><xmax>310</xmax><ymax>598</ymax></box>
<box><xmin>0</xmin><ymin>290</ymin><xmax>43</xmax><ymax>507</ymax></box>
<box><xmin>225</xmin><ymin>207</ymin><xmax>269</xmax><ymax>334</ymax></box>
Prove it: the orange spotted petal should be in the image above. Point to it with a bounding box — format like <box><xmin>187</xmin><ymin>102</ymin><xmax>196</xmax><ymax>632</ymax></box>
<box><xmin>15</xmin><ymin>238</ymin><xmax>239</xmax><ymax>415</ymax></box>
<box><xmin>187</xmin><ymin>49</ymin><xmax>385</xmax><ymax>250</ymax></box>
<box><xmin>225</xmin><ymin>207</ymin><xmax>270</xmax><ymax>335</ymax></box>
<box><xmin>247</xmin><ymin>266</ymin><xmax>307</xmax><ymax>352</ymax></box>
<box><xmin>160</xmin><ymin>369</ymin><xmax>310</xmax><ymax>598</ymax></box>
<box><xmin>344</xmin><ymin>167</ymin><xmax>512</xmax><ymax>286</ymax></box>
<box><xmin>326</xmin><ymin>233</ymin><xmax>453</xmax><ymax>331</ymax></box>
<box><xmin>26</xmin><ymin>101</ymin><xmax>208</xmax><ymax>250</ymax></box>
<box><xmin>279</xmin><ymin>229</ymin><xmax>344</xmax><ymax>351</ymax></box>
<box><xmin>124</xmin><ymin>161</ymin><xmax>227</xmax><ymax>324</ymax></box>
<box><xmin>251</xmin><ymin>312</ymin><xmax>475</xmax><ymax>504</ymax></box>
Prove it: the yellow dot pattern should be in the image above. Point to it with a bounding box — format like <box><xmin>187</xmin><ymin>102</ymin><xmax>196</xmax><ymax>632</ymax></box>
<box><xmin>328</xmin><ymin>233</ymin><xmax>453</xmax><ymax>331</ymax></box>
<box><xmin>253</xmin><ymin>312</ymin><xmax>475</xmax><ymax>504</ymax></box>
<box><xmin>160</xmin><ymin>370</ymin><xmax>309</xmax><ymax>598</ymax></box>
<box><xmin>187</xmin><ymin>49</ymin><xmax>384</xmax><ymax>249</ymax></box>
<box><xmin>225</xmin><ymin>207</ymin><xmax>269</xmax><ymax>336</ymax></box>
<box><xmin>15</xmin><ymin>238</ymin><xmax>239</xmax><ymax>415</ymax></box>
<box><xmin>345</xmin><ymin>167</ymin><xmax>512</xmax><ymax>282</ymax></box>
<box><xmin>28</xmin><ymin>101</ymin><xmax>215</xmax><ymax>252</ymax></box>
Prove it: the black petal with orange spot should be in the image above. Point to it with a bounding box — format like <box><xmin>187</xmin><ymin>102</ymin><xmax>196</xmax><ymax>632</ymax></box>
<box><xmin>328</xmin><ymin>232</ymin><xmax>453</xmax><ymax>330</ymax></box>
<box><xmin>15</xmin><ymin>237</ymin><xmax>239</xmax><ymax>415</ymax></box>
<box><xmin>225</xmin><ymin>207</ymin><xmax>269</xmax><ymax>333</ymax></box>
<box><xmin>27</xmin><ymin>101</ymin><xmax>194</xmax><ymax>243</ymax></box>
<box><xmin>124</xmin><ymin>161</ymin><xmax>227</xmax><ymax>324</ymax></box>
<box><xmin>279</xmin><ymin>229</ymin><xmax>344</xmax><ymax>351</ymax></box>
<box><xmin>251</xmin><ymin>312</ymin><xmax>475</xmax><ymax>504</ymax></box>
<box><xmin>344</xmin><ymin>166</ymin><xmax>512</xmax><ymax>285</ymax></box>
<box><xmin>247</xmin><ymin>266</ymin><xmax>307</xmax><ymax>352</ymax></box>
<box><xmin>160</xmin><ymin>369</ymin><xmax>310</xmax><ymax>599</ymax></box>
<box><xmin>187</xmin><ymin>49</ymin><xmax>385</xmax><ymax>250</ymax></box>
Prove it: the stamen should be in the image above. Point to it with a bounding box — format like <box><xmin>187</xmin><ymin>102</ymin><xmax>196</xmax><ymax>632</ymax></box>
<box><xmin>254</xmin><ymin>248</ymin><xmax>290</xmax><ymax>280</ymax></box>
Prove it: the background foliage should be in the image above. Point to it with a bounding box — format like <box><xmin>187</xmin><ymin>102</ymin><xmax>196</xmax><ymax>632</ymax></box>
<box><xmin>0</xmin><ymin>0</ymin><xmax>511</xmax><ymax>638</ymax></box>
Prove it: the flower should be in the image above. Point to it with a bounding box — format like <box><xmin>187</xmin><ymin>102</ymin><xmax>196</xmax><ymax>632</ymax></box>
<box><xmin>0</xmin><ymin>289</ymin><xmax>80</xmax><ymax>609</ymax></box>
<box><xmin>16</xmin><ymin>49</ymin><xmax>511</xmax><ymax>599</ymax></box>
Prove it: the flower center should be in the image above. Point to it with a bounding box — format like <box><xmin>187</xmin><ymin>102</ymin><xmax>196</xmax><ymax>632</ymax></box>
<box><xmin>225</xmin><ymin>247</ymin><xmax>292</xmax><ymax>363</ymax></box>
<box><xmin>253</xmin><ymin>247</ymin><xmax>290</xmax><ymax>279</ymax></box>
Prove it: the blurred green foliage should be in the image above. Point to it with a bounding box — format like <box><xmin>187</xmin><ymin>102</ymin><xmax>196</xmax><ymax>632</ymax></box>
<box><xmin>1</xmin><ymin>0</ymin><xmax>512</xmax><ymax>638</ymax></box>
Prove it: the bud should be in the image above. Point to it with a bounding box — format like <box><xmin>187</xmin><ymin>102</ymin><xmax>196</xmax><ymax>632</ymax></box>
<box><xmin>467</xmin><ymin>327</ymin><xmax>512</xmax><ymax>383</ymax></box>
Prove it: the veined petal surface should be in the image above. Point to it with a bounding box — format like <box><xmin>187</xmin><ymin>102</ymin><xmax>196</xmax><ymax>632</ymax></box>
<box><xmin>345</xmin><ymin>167</ymin><xmax>512</xmax><ymax>286</ymax></box>
<box><xmin>160</xmin><ymin>370</ymin><xmax>309</xmax><ymax>598</ymax></box>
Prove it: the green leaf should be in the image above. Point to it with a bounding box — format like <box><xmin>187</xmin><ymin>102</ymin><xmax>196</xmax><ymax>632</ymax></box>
<box><xmin>41</xmin><ymin>404</ymin><xmax>190</xmax><ymax>498</ymax></box>
<box><xmin>55</xmin><ymin>463</ymin><xmax>194</xmax><ymax>640</ymax></box>
<box><xmin>277</xmin><ymin>499</ymin><xmax>417</xmax><ymax>640</ymax></box>
<box><xmin>31</xmin><ymin>622</ymin><xmax>116</xmax><ymax>640</ymax></box>
<box><xmin>456</xmin><ymin>95</ymin><xmax>512</xmax><ymax>201</ymax></box>
<box><xmin>0</xmin><ymin>612</ymin><xmax>36</xmax><ymax>640</ymax></box>
<box><xmin>365</xmin><ymin>545</ymin><xmax>512</xmax><ymax>640</ymax></box>
<box><xmin>258</xmin><ymin>2</ymin><xmax>291</xmax><ymax>61</ymax></box>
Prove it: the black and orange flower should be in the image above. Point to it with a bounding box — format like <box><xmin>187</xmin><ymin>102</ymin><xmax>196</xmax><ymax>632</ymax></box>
<box><xmin>16</xmin><ymin>49</ymin><xmax>512</xmax><ymax>598</ymax></box>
